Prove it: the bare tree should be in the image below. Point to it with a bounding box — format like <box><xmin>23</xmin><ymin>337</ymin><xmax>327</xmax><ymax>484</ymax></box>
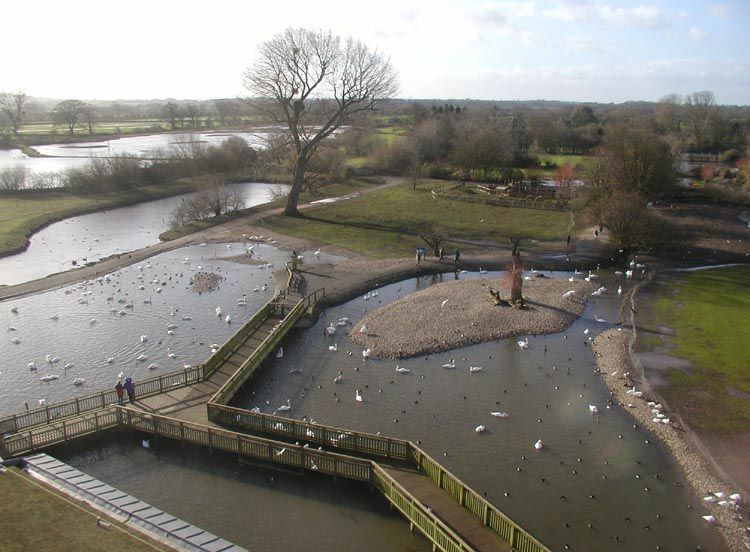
<box><xmin>509</xmin><ymin>235</ymin><xmax>523</xmax><ymax>307</ymax></box>
<box><xmin>52</xmin><ymin>99</ymin><xmax>88</xmax><ymax>135</ymax></box>
<box><xmin>162</xmin><ymin>101</ymin><xmax>182</xmax><ymax>130</ymax></box>
<box><xmin>243</xmin><ymin>28</ymin><xmax>398</xmax><ymax>216</ymax></box>
<box><xmin>419</xmin><ymin>224</ymin><xmax>448</xmax><ymax>256</ymax></box>
<box><xmin>185</xmin><ymin>103</ymin><xmax>200</xmax><ymax>129</ymax></box>
<box><xmin>0</xmin><ymin>165</ymin><xmax>26</xmax><ymax>190</ymax></box>
<box><xmin>213</xmin><ymin>99</ymin><xmax>236</xmax><ymax>126</ymax></box>
<box><xmin>684</xmin><ymin>90</ymin><xmax>716</xmax><ymax>150</ymax></box>
<box><xmin>82</xmin><ymin>103</ymin><xmax>96</xmax><ymax>135</ymax></box>
<box><xmin>0</xmin><ymin>91</ymin><xmax>28</xmax><ymax>134</ymax></box>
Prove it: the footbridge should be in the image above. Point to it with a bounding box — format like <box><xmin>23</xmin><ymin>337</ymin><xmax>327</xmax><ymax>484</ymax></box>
<box><xmin>0</xmin><ymin>267</ymin><xmax>549</xmax><ymax>552</ymax></box>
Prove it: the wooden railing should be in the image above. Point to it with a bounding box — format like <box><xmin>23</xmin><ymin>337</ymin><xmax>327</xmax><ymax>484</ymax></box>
<box><xmin>432</xmin><ymin>189</ymin><xmax>568</xmax><ymax>211</ymax></box>
<box><xmin>209</xmin><ymin>403</ymin><xmax>410</xmax><ymax>461</ymax></box>
<box><xmin>119</xmin><ymin>409</ymin><xmax>372</xmax><ymax>482</ymax></box>
<box><xmin>0</xmin><ymin>366</ymin><xmax>203</xmax><ymax>435</ymax></box>
<box><xmin>1</xmin><ymin>407</ymin><xmax>121</xmax><ymax>457</ymax></box>
<box><xmin>410</xmin><ymin>445</ymin><xmax>550</xmax><ymax>552</ymax></box>
<box><xmin>372</xmin><ymin>465</ymin><xmax>474</xmax><ymax>552</ymax></box>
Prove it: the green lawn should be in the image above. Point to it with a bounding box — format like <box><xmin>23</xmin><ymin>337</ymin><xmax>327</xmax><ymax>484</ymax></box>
<box><xmin>537</xmin><ymin>154</ymin><xmax>587</xmax><ymax>168</ymax></box>
<box><xmin>0</xmin><ymin>468</ymin><xmax>160</xmax><ymax>552</ymax></box>
<box><xmin>641</xmin><ymin>266</ymin><xmax>750</xmax><ymax>432</ymax></box>
<box><xmin>264</xmin><ymin>181</ymin><xmax>571</xmax><ymax>257</ymax></box>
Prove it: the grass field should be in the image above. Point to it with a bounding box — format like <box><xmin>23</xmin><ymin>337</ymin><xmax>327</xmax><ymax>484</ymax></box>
<box><xmin>0</xmin><ymin>181</ymin><xmax>200</xmax><ymax>256</ymax></box>
<box><xmin>0</xmin><ymin>468</ymin><xmax>161</xmax><ymax>552</ymax></box>
<box><xmin>640</xmin><ymin>266</ymin><xmax>750</xmax><ymax>432</ymax></box>
<box><xmin>263</xmin><ymin>181</ymin><xmax>571</xmax><ymax>257</ymax></box>
<box><xmin>537</xmin><ymin>154</ymin><xmax>587</xmax><ymax>168</ymax></box>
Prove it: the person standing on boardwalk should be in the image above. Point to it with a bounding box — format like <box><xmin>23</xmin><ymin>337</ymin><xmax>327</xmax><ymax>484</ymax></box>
<box><xmin>124</xmin><ymin>378</ymin><xmax>136</xmax><ymax>404</ymax></box>
<box><xmin>115</xmin><ymin>380</ymin><xmax>125</xmax><ymax>405</ymax></box>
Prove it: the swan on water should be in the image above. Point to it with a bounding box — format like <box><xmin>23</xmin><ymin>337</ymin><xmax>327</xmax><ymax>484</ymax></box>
<box><xmin>469</xmin><ymin>366</ymin><xmax>482</xmax><ymax>373</ymax></box>
<box><xmin>326</xmin><ymin>324</ymin><xmax>336</xmax><ymax>336</ymax></box>
<box><xmin>490</xmin><ymin>412</ymin><xmax>509</xmax><ymax>418</ymax></box>
<box><xmin>168</xmin><ymin>352</ymin><xmax>176</xmax><ymax>359</ymax></box>
<box><xmin>140</xmin><ymin>335</ymin><xmax>148</xmax><ymax>343</ymax></box>
<box><xmin>333</xmin><ymin>374</ymin><xmax>343</xmax><ymax>383</ymax></box>
<box><xmin>64</xmin><ymin>363</ymin><xmax>74</xmax><ymax>370</ymax></box>
<box><xmin>617</xmin><ymin>286</ymin><xmax>623</xmax><ymax>295</ymax></box>
<box><xmin>137</xmin><ymin>354</ymin><xmax>148</xmax><ymax>361</ymax></box>
<box><xmin>277</xmin><ymin>399</ymin><xmax>291</xmax><ymax>412</ymax></box>
<box><xmin>395</xmin><ymin>366</ymin><xmax>410</xmax><ymax>373</ymax></box>
<box><xmin>479</xmin><ymin>268</ymin><xmax>488</xmax><ymax>275</ymax></box>
<box><xmin>583</xmin><ymin>328</ymin><xmax>590</xmax><ymax>335</ymax></box>
<box><xmin>534</xmin><ymin>439</ymin><xmax>543</xmax><ymax>451</ymax></box>
<box><xmin>11</xmin><ymin>307</ymin><xmax>18</xmax><ymax>314</ymax></box>
<box><xmin>329</xmin><ymin>344</ymin><xmax>338</xmax><ymax>352</ymax></box>
<box><xmin>28</xmin><ymin>362</ymin><xmax>37</xmax><ymax>370</ymax></box>
<box><xmin>38</xmin><ymin>398</ymin><xmax>47</xmax><ymax>406</ymax></box>
<box><xmin>442</xmin><ymin>359</ymin><xmax>455</xmax><ymax>369</ymax></box>
<box><xmin>518</xmin><ymin>337</ymin><xmax>529</xmax><ymax>349</ymax></box>
<box><xmin>475</xmin><ymin>425</ymin><xmax>487</xmax><ymax>433</ymax></box>
<box><xmin>50</xmin><ymin>314</ymin><xmax>59</xmax><ymax>321</ymax></box>
<box><xmin>148</xmin><ymin>363</ymin><xmax>158</xmax><ymax>370</ymax></box>
<box><xmin>588</xmin><ymin>405</ymin><xmax>599</xmax><ymax>413</ymax></box>
<box><xmin>215</xmin><ymin>306</ymin><xmax>223</xmax><ymax>317</ymax></box>
<box><xmin>336</xmin><ymin>320</ymin><xmax>348</xmax><ymax>327</ymax></box>
<box><xmin>362</xmin><ymin>348</ymin><xmax>371</xmax><ymax>358</ymax></box>
<box><xmin>276</xmin><ymin>347</ymin><xmax>284</xmax><ymax>358</ymax></box>
<box><xmin>355</xmin><ymin>390</ymin><xmax>363</xmax><ymax>402</ymax></box>
<box><xmin>40</xmin><ymin>375</ymin><xmax>59</xmax><ymax>382</ymax></box>
<box><xmin>182</xmin><ymin>315</ymin><xmax>192</xmax><ymax>321</ymax></box>
<box><xmin>11</xmin><ymin>337</ymin><xmax>20</xmax><ymax>344</ymax></box>
<box><xmin>314</xmin><ymin>249</ymin><xmax>321</xmax><ymax>256</ymax></box>
<box><xmin>225</xmin><ymin>315</ymin><xmax>232</xmax><ymax>324</ymax></box>
<box><xmin>73</xmin><ymin>378</ymin><xmax>85</xmax><ymax>386</ymax></box>
<box><xmin>595</xmin><ymin>316</ymin><xmax>606</xmax><ymax>323</ymax></box>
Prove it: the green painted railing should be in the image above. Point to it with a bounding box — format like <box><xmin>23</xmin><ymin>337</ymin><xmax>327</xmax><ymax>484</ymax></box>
<box><xmin>0</xmin><ymin>366</ymin><xmax>203</xmax><ymax>435</ymax></box>
<box><xmin>410</xmin><ymin>445</ymin><xmax>550</xmax><ymax>552</ymax></box>
<box><xmin>119</xmin><ymin>408</ymin><xmax>372</xmax><ymax>481</ymax></box>
<box><xmin>209</xmin><ymin>403</ymin><xmax>410</xmax><ymax>461</ymax></box>
<box><xmin>372</xmin><ymin>464</ymin><xmax>474</xmax><ymax>552</ymax></box>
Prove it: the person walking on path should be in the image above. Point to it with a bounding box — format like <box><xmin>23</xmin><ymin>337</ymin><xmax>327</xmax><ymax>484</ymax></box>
<box><xmin>124</xmin><ymin>378</ymin><xmax>136</xmax><ymax>404</ymax></box>
<box><xmin>438</xmin><ymin>247</ymin><xmax>444</xmax><ymax>263</ymax></box>
<box><xmin>115</xmin><ymin>380</ymin><xmax>125</xmax><ymax>405</ymax></box>
<box><xmin>453</xmin><ymin>248</ymin><xmax>461</xmax><ymax>266</ymax></box>
<box><xmin>566</xmin><ymin>235</ymin><xmax>571</xmax><ymax>246</ymax></box>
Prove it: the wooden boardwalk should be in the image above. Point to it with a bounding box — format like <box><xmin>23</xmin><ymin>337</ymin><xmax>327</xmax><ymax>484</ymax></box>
<box><xmin>0</xmin><ymin>276</ymin><xmax>549</xmax><ymax>552</ymax></box>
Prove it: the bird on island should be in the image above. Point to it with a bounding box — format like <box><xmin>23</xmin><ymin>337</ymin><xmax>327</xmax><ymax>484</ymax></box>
<box><xmin>359</xmin><ymin>325</ymin><xmax>367</xmax><ymax>334</ymax></box>
<box><xmin>441</xmin><ymin>299</ymin><xmax>450</xmax><ymax>308</ymax></box>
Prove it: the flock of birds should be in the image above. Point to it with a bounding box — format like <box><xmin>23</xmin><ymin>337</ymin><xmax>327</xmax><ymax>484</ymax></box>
<box><xmin>5</xmin><ymin>243</ymin><xmax>283</xmax><ymax>407</ymax></box>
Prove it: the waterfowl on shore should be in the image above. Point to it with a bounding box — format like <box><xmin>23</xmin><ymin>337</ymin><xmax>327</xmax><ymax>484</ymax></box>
<box><xmin>326</xmin><ymin>323</ymin><xmax>336</xmax><ymax>336</ymax></box>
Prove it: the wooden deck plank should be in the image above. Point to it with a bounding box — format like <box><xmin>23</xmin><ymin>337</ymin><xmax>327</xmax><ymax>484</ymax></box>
<box><xmin>382</xmin><ymin>467</ymin><xmax>512</xmax><ymax>552</ymax></box>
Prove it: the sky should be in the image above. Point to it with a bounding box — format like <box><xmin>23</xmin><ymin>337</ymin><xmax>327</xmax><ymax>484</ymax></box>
<box><xmin>2</xmin><ymin>0</ymin><xmax>748</xmax><ymax>105</ymax></box>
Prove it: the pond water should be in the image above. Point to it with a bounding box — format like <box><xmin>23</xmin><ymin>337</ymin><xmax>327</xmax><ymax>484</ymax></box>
<box><xmin>0</xmin><ymin>243</ymin><xmax>342</xmax><ymax>413</ymax></box>
<box><xmin>0</xmin><ymin>181</ymin><xmax>289</xmax><ymax>286</ymax></box>
<box><xmin>230</xmin><ymin>269</ymin><xmax>726</xmax><ymax>552</ymax></box>
<box><xmin>0</xmin><ymin>130</ymin><xmax>280</xmax><ymax>176</ymax></box>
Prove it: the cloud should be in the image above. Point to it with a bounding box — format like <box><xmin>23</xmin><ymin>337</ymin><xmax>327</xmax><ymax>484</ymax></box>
<box><xmin>709</xmin><ymin>4</ymin><xmax>728</xmax><ymax>18</ymax></box>
<box><xmin>688</xmin><ymin>27</ymin><xmax>708</xmax><ymax>40</ymax></box>
<box><xmin>566</xmin><ymin>34</ymin><xmax>596</xmax><ymax>51</ymax></box>
<box><xmin>598</xmin><ymin>4</ymin><xmax>669</xmax><ymax>29</ymax></box>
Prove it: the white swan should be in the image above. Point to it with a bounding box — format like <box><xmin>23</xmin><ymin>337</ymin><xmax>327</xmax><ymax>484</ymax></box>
<box><xmin>140</xmin><ymin>334</ymin><xmax>148</xmax><ymax>343</ymax></box>
<box><xmin>441</xmin><ymin>299</ymin><xmax>450</xmax><ymax>308</ymax></box>
<box><xmin>583</xmin><ymin>328</ymin><xmax>590</xmax><ymax>335</ymax></box>
<box><xmin>395</xmin><ymin>366</ymin><xmax>410</xmax><ymax>373</ymax></box>
<box><xmin>148</xmin><ymin>363</ymin><xmax>158</xmax><ymax>370</ymax></box>
<box><xmin>469</xmin><ymin>366</ymin><xmax>482</xmax><ymax>373</ymax></box>
<box><xmin>442</xmin><ymin>359</ymin><xmax>455</xmax><ymax>369</ymax></box>
<box><xmin>326</xmin><ymin>324</ymin><xmax>336</xmax><ymax>336</ymax></box>
<box><xmin>64</xmin><ymin>363</ymin><xmax>74</xmax><ymax>370</ymax></box>
<box><xmin>167</xmin><ymin>353</ymin><xmax>176</xmax><ymax>359</ymax></box>
<box><xmin>617</xmin><ymin>286</ymin><xmax>623</xmax><ymax>295</ymax></box>
<box><xmin>475</xmin><ymin>425</ymin><xmax>486</xmax><ymax>433</ymax></box>
<box><xmin>11</xmin><ymin>337</ymin><xmax>20</xmax><ymax>344</ymax></box>
<box><xmin>518</xmin><ymin>338</ymin><xmax>529</xmax><ymax>349</ymax></box>
<box><xmin>534</xmin><ymin>439</ymin><xmax>543</xmax><ymax>451</ymax></box>
<box><xmin>362</xmin><ymin>348</ymin><xmax>371</xmax><ymax>358</ymax></box>
<box><xmin>490</xmin><ymin>412</ymin><xmax>509</xmax><ymax>418</ymax></box>
<box><xmin>562</xmin><ymin>290</ymin><xmax>576</xmax><ymax>298</ymax></box>
<box><xmin>479</xmin><ymin>268</ymin><xmax>488</xmax><ymax>275</ymax></box>
<box><xmin>40</xmin><ymin>375</ymin><xmax>59</xmax><ymax>382</ymax></box>
<box><xmin>137</xmin><ymin>354</ymin><xmax>148</xmax><ymax>361</ymax></box>
<box><xmin>215</xmin><ymin>306</ymin><xmax>223</xmax><ymax>317</ymax></box>
<box><xmin>276</xmin><ymin>347</ymin><xmax>284</xmax><ymax>358</ymax></box>
<box><xmin>355</xmin><ymin>390</ymin><xmax>363</xmax><ymax>402</ymax></box>
<box><xmin>333</xmin><ymin>374</ymin><xmax>343</xmax><ymax>383</ymax></box>
<box><xmin>277</xmin><ymin>399</ymin><xmax>291</xmax><ymax>412</ymax></box>
<box><xmin>329</xmin><ymin>343</ymin><xmax>338</xmax><ymax>352</ymax></box>
<box><xmin>50</xmin><ymin>314</ymin><xmax>60</xmax><ymax>321</ymax></box>
<box><xmin>701</xmin><ymin>515</ymin><xmax>716</xmax><ymax>525</ymax></box>
<box><xmin>73</xmin><ymin>378</ymin><xmax>85</xmax><ymax>386</ymax></box>
<box><xmin>588</xmin><ymin>405</ymin><xmax>599</xmax><ymax>413</ymax></box>
<box><xmin>28</xmin><ymin>362</ymin><xmax>37</xmax><ymax>370</ymax></box>
<box><xmin>225</xmin><ymin>315</ymin><xmax>232</xmax><ymax>324</ymax></box>
<box><xmin>359</xmin><ymin>325</ymin><xmax>367</xmax><ymax>334</ymax></box>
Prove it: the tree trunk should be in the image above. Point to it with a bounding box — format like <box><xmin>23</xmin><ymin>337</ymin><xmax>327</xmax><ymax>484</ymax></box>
<box><xmin>510</xmin><ymin>253</ymin><xmax>523</xmax><ymax>303</ymax></box>
<box><xmin>284</xmin><ymin>155</ymin><xmax>307</xmax><ymax>217</ymax></box>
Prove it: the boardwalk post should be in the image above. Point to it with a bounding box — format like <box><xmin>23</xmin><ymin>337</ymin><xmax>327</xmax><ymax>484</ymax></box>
<box><xmin>460</xmin><ymin>486</ymin><xmax>466</xmax><ymax>506</ymax></box>
<box><xmin>180</xmin><ymin>421</ymin><xmax>185</xmax><ymax>446</ymax></box>
<box><xmin>75</xmin><ymin>398</ymin><xmax>81</xmax><ymax>415</ymax></box>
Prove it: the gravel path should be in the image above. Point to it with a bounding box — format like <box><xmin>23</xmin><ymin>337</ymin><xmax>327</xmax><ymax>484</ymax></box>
<box><xmin>350</xmin><ymin>276</ymin><xmax>596</xmax><ymax>358</ymax></box>
<box><xmin>592</xmin><ymin>329</ymin><xmax>749</xmax><ymax>552</ymax></box>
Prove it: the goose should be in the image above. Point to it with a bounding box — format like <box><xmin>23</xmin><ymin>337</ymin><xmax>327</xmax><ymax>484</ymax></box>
<box><xmin>40</xmin><ymin>375</ymin><xmax>59</xmax><ymax>382</ymax></box>
<box><xmin>277</xmin><ymin>399</ymin><xmax>291</xmax><ymax>412</ymax></box>
<box><xmin>534</xmin><ymin>439</ymin><xmax>543</xmax><ymax>451</ymax></box>
<box><xmin>469</xmin><ymin>366</ymin><xmax>483</xmax><ymax>373</ymax></box>
<box><xmin>137</xmin><ymin>354</ymin><xmax>148</xmax><ymax>361</ymax></box>
<box><xmin>518</xmin><ymin>338</ymin><xmax>529</xmax><ymax>349</ymax></box>
<box><xmin>276</xmin><ymin>347</ymin><xmax>284</xmax><ymax>358</ymax></box>
<box><xmin>72</xmin><ymin>378</ymin><xmax>85</xmax><ymax>386</ymax></box>
<box><xmin>215</xmin><ymin>306</ymin><xmax>223</xmax><ymax>317</ymax></box>
<box><xmin>490</xmin><ymin>412</ymin><xmax>509</xmax><ymax>418</ymax></box>
<box><xmin>147</xmin><ymin>363</ymin><xmax>158</xmax><ymax>370</ymax></box>
<box><xmin>225</xmin><ymin>315</ymin><xmax>232</xmax><ymax>324</ymax></box>
<box><xmin>588</xmin><ymin>405</ymin><xmax>599</xmax><ymax>413</ymax></box>
<box><xmin>355</xmin><ymin>390</ymin><xmax>363</xmax><ymax>402</ymax></box>
<box><xmin>395</xmin><ymin>366</ymin><xmax>410</xmax><ymax>374</ymax></box>
<box><xmin>475</xmin><ymin>425</ymin><xmax>487</xmax><ymax>433</ymax></box>
<box><xmin>362</xmin><ymin>348</ymin><xmax>371</xmax><ymax>358</ymax></box>
<box><xmin>442</xmin><ymin>359</ymin><xmax>455</xmax><ymax>369</ymax></box>
<box><xmin>328</xmin><ymin>344</ymin><xmax>338</xmax><ymax>352</ymax></box>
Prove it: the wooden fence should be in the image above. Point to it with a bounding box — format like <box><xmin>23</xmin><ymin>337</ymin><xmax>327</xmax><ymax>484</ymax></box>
<box><xmin>0</xmin><ymin>366</ymin><xmax>203</xmax><ymax>435</ymax></box>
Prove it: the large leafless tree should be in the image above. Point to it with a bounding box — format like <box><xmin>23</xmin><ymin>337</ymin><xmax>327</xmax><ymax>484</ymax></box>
<box><xmin>53</xmin><ymin>99</ymin><xmax>89</xmax><ymax>135</ymax></box>
<box><xmin>0</xmin><ymin>91</ymin><xmax>28</xmax><ymax>134</ymax></box>
<box><xmin>242</xmin><ymin>28</ymin><xmax>398</xmax><ymax>216</ymax></box>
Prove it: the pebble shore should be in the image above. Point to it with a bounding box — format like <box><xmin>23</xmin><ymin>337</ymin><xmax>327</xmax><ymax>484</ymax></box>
<box><xmin>350</xmin><ymin>276</ymin><xmax>596</xmax><ymax>358</ymax></box>
<box><xmin>592</xmin><ymin>329</ymin><xmax>748</xmax><ymax>552</ymax></box>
